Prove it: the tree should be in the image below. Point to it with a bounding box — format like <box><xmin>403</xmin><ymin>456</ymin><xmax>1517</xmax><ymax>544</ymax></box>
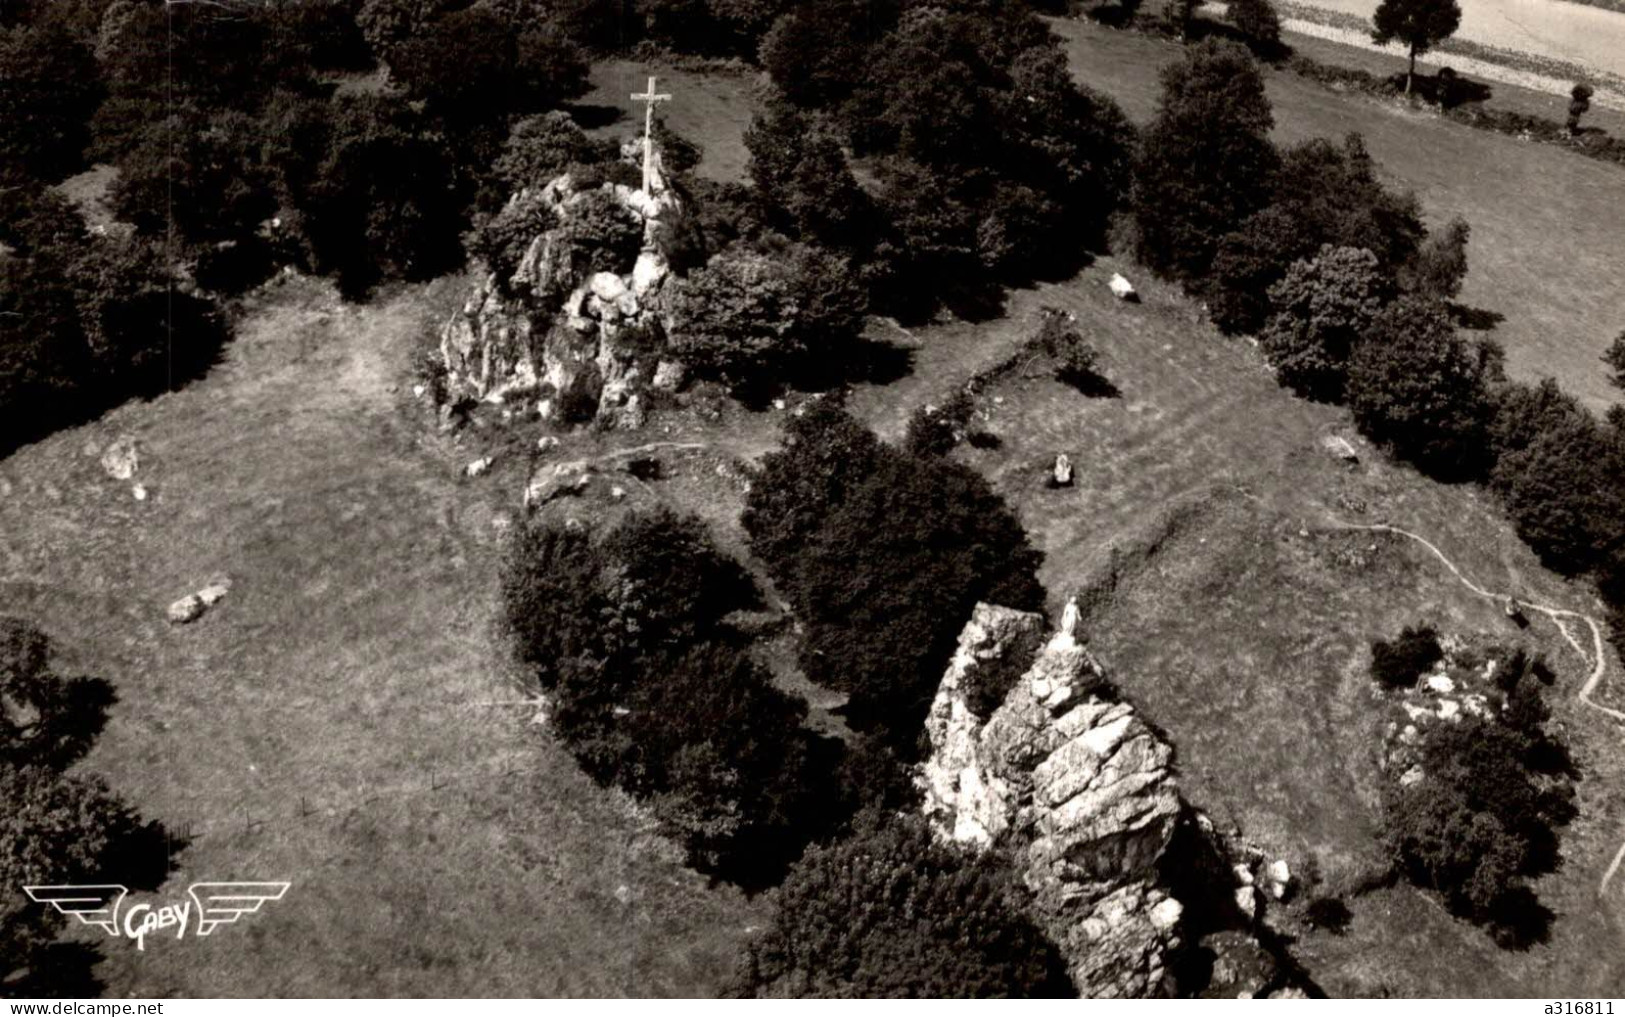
<box><xmin>746</xmin><ymin>407</ymin><xmax>1044</xmax><ymax>741</ymax></box>
<box><xmin>1208</xmin><ymin>133</ymin><xmax>1422</xmax><ymax>334</ymax></box>
<box><xmin>1568</xmin><ymin>83</ymin><xmax>1594</xmax><ymax>135</ymax></box>
<box><xmin>492</xmin><ymin>111</ymin><xmax>618</xmax><ymax>194</ymax></box>
<box><xmin>1132</xmin><ymin>40</ymin><xmax>1277</xmax><ymax>284</ymax></box>
<box><xmin>1603</xmin><ymin>331</ymin><xmax>1625</xmax><ymax>392</ymax></box>
<box><xmin>1371</xmin><ymin>0</ymin><xmax>1462</xmax><ymax>95</ymax></box>
<box><xmin>386</xmin><ymin>6</ymin><xmax>589</xmax><ymax>125</ymax></box>
<box><xmin>1400</xmin><ymin>215</ymin><xmax>1470</xmax><ymax>301</ymax></box>
<box><xmin>731</xmin><ymin>812</ymin><xmax>1071</xmax><ymax>998</ymax></box>
<box><xmin>668</xmin><ymin>240</ymin><xmax>866</xmax><ymax>386</ymax></box>
<box><xmin>299</xmin><ymin>94</ymin><xmax>466</xmax><ymax>298</ymax></box>
<box><xmin>466</xmin><ymin>189</ymin><xmax>558</xmax><ymax>289</ymax></box>
<box><xmin>745</xmin><ymin>99</ymin><xmax>874</xmax><ymax>253</ymax></box>
<box><xmin>1346</xmin><ymin>296</ymin><xmax>1496</xmax><ymax>478</ymax></box>
<box><xmin>0</xmin><ymin>22</ymin><xmax>102</xmax><ymax>184</ymax></box>
<box><xmin>1228</xmin><ymin>0</ymin><xmax>1283</xmax><ymax>56</ymax></box>
<box><xmin>1259</xmin><ymin>245</ymin><xmax>1390</xmax><ymax>401</ymax></box>
<box><xmin>1492</xmin><ymin>412</ymin><xmax>1625</xmax><ymax>575</ymax></box>
<box><xmin>1383</xmin><ymin>709</ymin><xmax>1575</xmax><ymax>939</ymax></box>
<box><xmin>1</xmin><ymin>619</ymin><xmax>114</xmax><ymax>770</ymax></box>
<box><xmin>110</xmin><ymin>107</ymin><xmax>276</xmax><ymax>245</ymax></box>
<box><xmin>758</xmin><ymin>0</ymin><xmax>901</xmax><ymax>109</ymax></box>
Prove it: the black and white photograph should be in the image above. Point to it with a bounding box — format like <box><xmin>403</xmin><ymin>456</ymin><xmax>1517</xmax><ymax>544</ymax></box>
<box><xmin>1</xmin><ymin>0</ymin><xmax>1624</xmax><ymax>1000</ymax></box>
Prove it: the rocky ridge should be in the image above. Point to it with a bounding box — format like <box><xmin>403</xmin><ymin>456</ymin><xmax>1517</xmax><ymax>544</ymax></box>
<box><xmin>920</xmin><ymin>603</ymin><xmax>1304</xmax><ymax>998</ymax></box>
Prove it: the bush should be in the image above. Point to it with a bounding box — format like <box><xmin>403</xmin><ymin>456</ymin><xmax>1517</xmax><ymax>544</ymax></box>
<box><xmin>1259</xmin><ymin>245</ymin><xmax>1390</xmax><ymax>401</ymax></box>
<box><xmin>0</xmin><ymin>22</ymin><xmax>103</xmax><ymax>184</ymax></box>
<box><xmin>1345</xmin><ymin>296</ymin><xmax>1497</xmax><ymax>478</ymax></box>
<box><xmin>731</xmin><ymin>812</ymin><xmax>1072</xmax><ymax>998</ymax></box>
<box><xmin>903</xmin><ymin>389</ymin><xmax>977</xmax><ymax>459</ymax></box>
<box><xmin>1568</xmin><ymin>82</ymin><xmax>1594</xmax><ymax>134</ymax></box>
<box><xmin>1399</xmin><ymin>215</ymin><xmax>1469</xmax><ymax>300</ymax></box>
<box><xmin>1034</xmin><ymin>306</ymin><xmax>1105</xmax><ymax>390</ymax></box>
<box><xmin>1369</xmin><ymin>624</ymin><xmax>1442</xmax><ymax>688</ymax></box>
<box><xmin>1132</xmin><ymin>40</ymin><xmax>1277</xmax><ymax>284</ymax></box>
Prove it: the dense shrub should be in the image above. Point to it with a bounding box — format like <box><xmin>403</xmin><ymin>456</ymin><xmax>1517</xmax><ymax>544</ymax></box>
<box><xmin>1133</xmin><ymin>40</ymin><xmax>1277</xmax><ymax>284</ymax></box>
<box><xmin>731</xmin><ymin>812</ymin><xmax>1072</xmax><ymax>998</ymax></box>
<box><xmin>903</xmin><ymin>389</ymin><xmax>977</xmax><ymax>460</ymax></box>
<box><xmin>1491</xmin><ymin>404</ymin><xmax>1625</xmax><ymax>575</ymax></box>
<box><xmin>744</xmin><ymin>403</ymin><xmax>1044</xmax><ymax>743</ymax></box>
<box><xmin>1369</xmin><ymin>624</ymin><xmax>1442</xmax><ymax>689</ymax></box>
<box><xmin>1258</xmin><ymin>245</ymin><xmax>1390</xmax><ymax>401</ymax></box>
<box><xmin>1034</xmin><ymin>306</ymin><xmax>1106</xmax><ymax>391</ymax></box>
<box><xmin>1346</xmin><ymin>297</ymin><xmax>1498</xmax><ymax>478</ymax></box>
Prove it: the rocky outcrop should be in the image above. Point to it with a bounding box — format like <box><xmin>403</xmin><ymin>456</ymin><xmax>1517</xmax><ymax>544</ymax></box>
<box><xmin>438</xmin><ymin>141</ymin><xmax>685</xmax><ymax>431</ymax></box>
<box><xmin>919</xmin><ymin>604</ymin><xmax>1187</xmax><ymax>998</ymax></box>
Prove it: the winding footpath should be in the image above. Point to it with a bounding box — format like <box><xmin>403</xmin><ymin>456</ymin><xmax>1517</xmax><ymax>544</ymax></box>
<box><xmin>1330</xmin><ymin>520</ymin><xmax>1625</xmax><ymax>899</ymax></box>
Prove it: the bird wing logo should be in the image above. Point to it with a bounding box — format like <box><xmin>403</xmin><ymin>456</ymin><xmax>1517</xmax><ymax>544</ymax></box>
<box><xmin>23</xmin><ymin>885</ymin><xmax>129</xmax><ymax>936</ymax></box>
<box><xmin>187</xmin><ymin>881</ymin><xmax>291</xmax><ymax>936</ymax></box>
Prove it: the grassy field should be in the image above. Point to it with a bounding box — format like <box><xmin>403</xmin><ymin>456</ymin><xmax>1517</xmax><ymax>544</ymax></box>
<box><xmin>0</xmin><ymin>275</ymin><xmax>759</xmax><ymax>997</ymax></box>
<box><xmin>840</xmin><ymin>254</ymin><xmax>1625</xmax><ymax>996</ymax></box>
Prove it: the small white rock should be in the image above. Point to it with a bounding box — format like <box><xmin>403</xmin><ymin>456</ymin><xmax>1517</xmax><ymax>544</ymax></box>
<box><xmin>1425</xmin><ymin>673</ymin><xmax>1455</xmax><ymax>694</ymax></box>
<box><xmin>465</xmin><ymin>456</ymin><xmax>494</xmax><ymax>478</ymax></box>
<box><xmin>131</xmin><ymin>484</ymin><xmax>148</xmax><ymax>502</ymax></box>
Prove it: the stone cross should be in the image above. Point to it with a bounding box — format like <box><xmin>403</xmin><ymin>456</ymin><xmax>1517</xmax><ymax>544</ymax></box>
<box><xmin>630</xmin><ymin>75</ymin><xmax>672</xmax><ymax>194</ymax></box>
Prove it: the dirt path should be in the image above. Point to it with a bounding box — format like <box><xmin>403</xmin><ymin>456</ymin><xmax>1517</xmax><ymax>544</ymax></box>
<box><xmin>1327</xmin><ymin>518</ymin><xmax>1625</xmax><ymax>898</ymax></box>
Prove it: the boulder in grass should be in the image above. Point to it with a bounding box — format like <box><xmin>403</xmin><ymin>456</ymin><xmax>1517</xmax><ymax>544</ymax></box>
<box><xmin>167</xmin><ymin>577</ymin><xmax>232</xmax><ymax>625</ymax></box>
<box><xmin>100</xmin><ymin>436</ymin><xmax>140</xmax><ymax>481</ymax></box>
<box><xmin>1320</xmin><ymin>435</ymin><xmax>1359</xmax><ymax>464</ymax></box>
<box><xmin>1109</xmin><ymin>273</ymin><xmax>1139</xmax><ymax>302</ymax></box>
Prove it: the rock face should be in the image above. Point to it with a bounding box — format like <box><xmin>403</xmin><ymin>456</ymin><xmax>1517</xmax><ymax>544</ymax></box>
<box><xmin>919</xmin><ymin>604</ymin><xmax>1187</xmax><ymax>998</ymax></box>
<box><xmin>438</xmin><ymin>142</ymin><xmax>683</xmax><ymax>430</ymax></box>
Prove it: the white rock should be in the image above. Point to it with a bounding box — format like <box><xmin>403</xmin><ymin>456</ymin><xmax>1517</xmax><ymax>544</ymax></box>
<box><xmin>610</xmin><ymin>485</ymin><xmax>627</xmax><ymax>501</ymax></box>
<box><xmin>1320</xmin><ymin>435</ymin><xmax>1359</xmax><ymax>462</ymax></box>
<box><xmin>1109</xmin><ymin>273</ymin><xmax>1138</xmax><ymax>301</ymax></box>
<box><xmin>536</xmin><ymin>436</ymin><xmax>561</xmax><ymax>453</ymax></box>
<box><xmin>1425</xmin><ymin>672</ymin><xmax>1455</xmax><ymax>694</ymax></box>
<box><xmin>1437</xmin><ymin>699</ymin><xmax>1460</xmax><ymax>721</ymax></box>
<box><xmin>1399</xmin><ymin>764</ymin><xmax>1424</xmax><ymax>786</ymax></box>
<box><xmin>412</xmin><ymin>384</ymin><xmax>426</xmax><ymax>398</ymax></box>
<box><xmin>131</xmin><ymin>484</ymin><xmax>148</xmax><ymax>502</ymax></box>
<box><xmin>1149</xmin><ymin>897</ymin><xmax>1183</xmax><ymax>931</ymax></box>
<box><xmin>1053</xmin><ymin>453</ymin><xmax>1073</xmax><ymax>487</ymax></box>
<box><xmin>652</xmin><ymin>360</ymin><xmax>685</xmax><ymax>392</ymax></box>
<box><xmin>1233</xmin><ymin>863</ymin><xmax>1255</xmax><ymax>886</ymax></box>
<box><xmin>631</xmin><ymin>250</ymin><xmax>669</xmax><ymax>297</ymax></box>
<box><xmin>589</xmin><ymin>271</ymin><xmax>628</xmax><ymax>302</ymax></box>
<box><xmin>465</xmin><ymin>456</ymin><xmax>494</xmax><ymax>478</ymax></box>
<box><xmin>100</xmin><ymin>436</ymin><xmax>140</xmax><ymax>481</ymax></box>
<box><xmin>167</xmin><ymin>577</ymin><xmax>231</xmax><ymax>625</ymax></box>
<box><xmin>1233</xmin><ymin>886</ymin><xmax>1257</xmax><ymax>921</ymax></box>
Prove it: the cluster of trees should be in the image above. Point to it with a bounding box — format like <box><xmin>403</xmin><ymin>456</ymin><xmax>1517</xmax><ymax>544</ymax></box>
<box><xmin>1</xmin><ymin>619</ymin><xmax>167</xmax><ymax>992</ymax></box>
<box><xmin>1380</xmin><ymin>646</ymin><xmax>1575</xmax><ymax>943</ymax></box>
<box><xmin>1</xmin><ymin>187</ymin><xmax>228</xmax><ymax>455</ymax></box>
<box><xmin>742</xmin><ymin>399</ymin><xmax>1044</xmax><ymax>743</ymax></box>
<box><xmin>500</xmin><ymin>507</ymin><xmax>845</xmax><ymax>879</ymax></box>
<box><xmin>743</xmin><ymin>1</ymin><xmax>1134</xmax><ymax>319</ymax></box>
<box><xmin>730</xmin><ymin>812</ymin><xmax>1072</xmax><ymax>998</ymax></box>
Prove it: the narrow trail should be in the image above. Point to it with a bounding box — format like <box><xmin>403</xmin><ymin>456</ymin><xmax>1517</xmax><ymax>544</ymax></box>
<box><xmin>1329</xmin><ymin>519</ymin><xmax>1625</xmax><ymax>899</ymax></box>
